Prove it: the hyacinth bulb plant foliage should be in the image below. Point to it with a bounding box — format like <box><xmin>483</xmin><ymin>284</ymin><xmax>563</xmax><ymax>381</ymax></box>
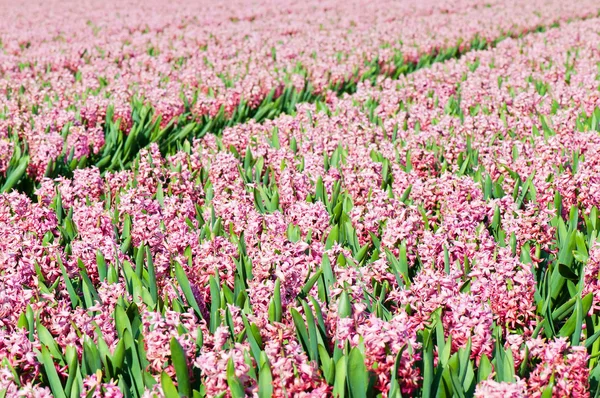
<box><xmin>5</xmin><ymin>2</ymin><xmax>600</xmax><ymax>398</ymax></box>
<box><xmin>1</xmin><ymin>0</ymin><xmax>600</xmax><ymax>196</ymax></box>
<box><xmin>5</xmin><ymin>112</ymin><xmax>600</xmax><ymax>397</ymax></box>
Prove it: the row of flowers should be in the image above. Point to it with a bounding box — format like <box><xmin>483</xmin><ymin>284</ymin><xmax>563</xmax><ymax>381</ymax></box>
<box><xmin>3</xmin><ymin>13</ymin><xmax>600</xmax><ymax>397</ymax></box>
<box><xmin>1</xmin><ymin>0</ymin><xmax>599</xmax><ymax>192</ymax></box>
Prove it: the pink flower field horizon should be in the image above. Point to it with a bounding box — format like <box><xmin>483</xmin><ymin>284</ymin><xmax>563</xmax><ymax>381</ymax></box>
<box><xmin>2</xmin><ymin>0</ymin><xmax>600</xmax><ymax>397</ymax></box>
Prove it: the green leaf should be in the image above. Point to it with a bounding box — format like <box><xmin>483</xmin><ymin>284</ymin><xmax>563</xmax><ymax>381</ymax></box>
<box><xmin>318</xmin><ymin>344</ymin><xmax>335</xmax><ymax>384</ymax></box>
<box><xmin>291</xmin><ymin>308</ymin><xmax>310</xmax><ymax>357</ymax></box>
<box><xmin>114</xmin><ymin>304</ymin><xmax>131</xmax><ymax>338</ymax></box>
<box><xmin>123</xmin><ymin>330</ymin><xmax>144</xmax><ymax>396</ymax></box>
<box><xmin>110</xmin><ymin>339</ymin><xmax>126</xmax><ymax>373</ymax></box>
<box><xmin>253</xmin><ymin>187</ymin><xmax>266</xmax><ymax>213</ymax></box>
<box><xmin>39</xmin><ymin>346</ymin><xmax>66</xmax><ymax>398</ymax></box>
<box><xmin>325</xmin><ymin>225</ymin><xmax>339</xmax><ymax>250</ymax></box>
<box><xmin>209</xmin><ymin>276</ymin><xmax>222</xmax><ymax>333</ymax></box>
<box><xmin>146</xmin><ymin>246</ymin><xmax>158</xmax><ymax>307</ymax></box>
<box><xmin>301</xmin><ymin>301</ymin><xmax>319</xmax><ymax>363</ymax></box>
<box><xmin>227</xmin><ymin>357</ymin><xmax>246</xmax><ymax>398</ymax></box>
<box><xmin>541</xmin><ymin>380</ymin><xmax>554</xmax><ymax>398</ymax></box>
<box><xmin>241</xmin><ymin>314</ymin><xmax>263</xmax><ymax>365</ymax></box>
<box><xmin>1</xmin><ymin>155</ymin><xmax>29</xmax><ymax>192</ymax></box>
<box><xmin>333</xmin><ymin>356</ymin><xmax>347</xmax><ymax>398</ymax></box>
<box><xmin>268</xmin><ymin>278</ymin><xmax>282</xmax><ymax>322</ymax></box>
<box><xmin>36</xmin><ymin>319</ymin><xmax>63</xmax><ymax>361</ymax></box>
<box><xmin>78</xmin><ymin>260</ymin><xmax>100</xmax><ymax>309</ymax></box>
<box><xmin>270</xmin><ymin>127</ymin><xmax>280</xmax><ymax>149</ymax></box>
<box><xmin>494</xmin><ymin>335</ymin><xmax>515</xmax><ymax>383</ymax></box>
<box><xmin>300</xmin><ymin>269</ymin><xmax>323</xmax><ymax>298</ymax></box>
<box><xmin>347</xmin><ymin>348</ymin><xmax>368</xmax><ymax>398</ymax></box>
<box><xmin>321</xmin><ymin>254</ymin><xmax>335</xmax><ymax>286</ymax></box>
<box><xmin>400</xmin><ymin>185</ymin><xmax>412</xmax><ymax>203</ymax></box>
<box><xmin>58</xmin><ymin>258</ymin><xmax>80</xmax><ymax>308</ymax></box>
<box><xmin>389</xmin><ymin>347</ymin><xmax>406</xmax><ymax>398</ymax></box>
<box><xmin>160</xmin><ymin>372</ymin><xmax>179</xmax><ymax>398</ymax></box>
<box><xmin>173</xmin><ymin>261</ymin><xmax>203</xmax><ymax>318</ymax></box>
<box><xmin>258</xmin><ymin>356</ymin><xmax>273</xmax><ymax>398</ymax></box>
<box><xmin>572</xmin><ymin>296</ymin><xmax>584</xmax><ymax>346</ymax></box>
<box><xmin>477</xmin><ymin>354</ymin><xmax>492</xmax><ymax>382</ymax></box>
<box><xmin>83</xmin><ymin>337</ymin><xmax>102</xmax><ymax>374</ymax></box>
<box><xmin>64</xmin><ymin>346</ymin><xmax>78</xmax><ymax>397</ymax></box>
<box><xmin>338</xmin><ymin>291</ymin><xmax>352</xmax><ymax>318</ymax></box>
<box><xmin>558</xmin><ymin>263</ymin><xmax>578</xmax><ymax>281</ymax></box>
<box><xmin>96</xmin><ymin>251</ymin><xmax>107</xmax><ymax>282</ymax></box>
<box><xmin>170</xmin><ymin>337</ymin><xmax>191</xmax><ymax>397</ymax></box>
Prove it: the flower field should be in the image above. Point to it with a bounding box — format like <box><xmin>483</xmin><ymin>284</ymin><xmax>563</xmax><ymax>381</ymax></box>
<box><xmin>2</xmin><ymin>0</ymin><xmax>600</xmax><ymax>397</ymax></box>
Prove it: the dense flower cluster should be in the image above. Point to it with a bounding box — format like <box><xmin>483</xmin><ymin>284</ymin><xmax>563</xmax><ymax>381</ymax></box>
<box><xmin>2</xmin><ymin>1</ymin><xmax>600</xmax><ymax>397</ymax></box>
<box><xmin>1</xmin><ymin>0</ymin><xmax>600</xmax><ymax>188</ymax></box>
